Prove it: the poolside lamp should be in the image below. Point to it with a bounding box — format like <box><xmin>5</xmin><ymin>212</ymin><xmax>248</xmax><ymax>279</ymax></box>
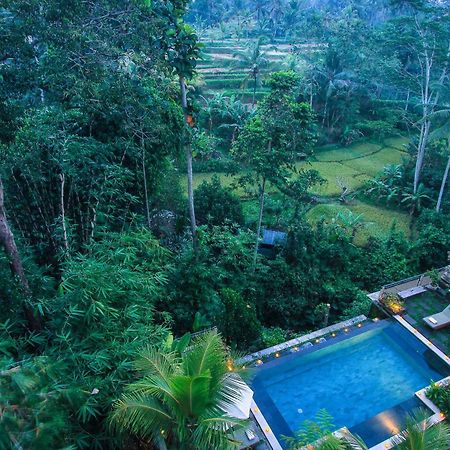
<box><xmin>344</xmin><ymin>328</ymin><xmax>349</xmax><ymax>332</ymax></box>
<box><xmin>357</xmin><ymin>323</ymin><xmax>362</xmax><ymax>328</ymax></box>
<box><xmin>275</xmin><ymin>352</ymin><xmax>280</xmax><ymax>358</ymax></box>
<box><xmin>331</xmin><ymin>332</ymin><xmax>336</xmax><ymax>337</ymax></box>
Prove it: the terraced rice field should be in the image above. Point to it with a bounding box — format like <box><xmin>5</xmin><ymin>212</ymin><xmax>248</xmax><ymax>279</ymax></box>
<box><xmin>185</xmin><ymin>136</ymin><xmax>411</xmax><ymax>243</ymax></box>
<box><xmin>197</xmin><ymin>39</ymin><xmax>319</xmax><ymax>101</ymax></box>
<box><xmin>306</xmin><ymin>201</ymin><xmax>411</xmax><ymax>245</ymax></box>
<box><xmin>188</xmin><ymin>137</ymin><xmax>409</xmax><ymax>197</ymax></box>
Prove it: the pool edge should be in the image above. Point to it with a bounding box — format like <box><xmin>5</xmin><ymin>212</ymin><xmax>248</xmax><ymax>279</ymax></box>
<box><xmin>368</xmin><ymin>315</ymin><xmax>450</xmax><ymax>450</ymax></box>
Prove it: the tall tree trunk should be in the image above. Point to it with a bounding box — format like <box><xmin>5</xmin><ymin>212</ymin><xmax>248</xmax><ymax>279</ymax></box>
<box><xmin>0</xmin><ymin>177</ymin><xmax>41</xmax><ymax>330</ymax></box>
<box><xmin>404</xmin><ymin>89</ymin><xmax>410</xmax><ymax>111</ymax></box>
<box><xmin>179</xmin><ymin>76</ymin><xmax>198</xmax><ymax>251</ymax></box>
<box><xmin>141</xmin><ymin>135</ymin><xmax>151</xmax><ymax>229</ymax></box>
<box><xmin>436</xmin><ymin>152</ymin><xmax>450</xmax><ymax>213</ymax></box>
<box><xmin>59</xmin><ymin>173</ymin><xmax>69</xmax><ymax>251</ymax></box>
<box><xmin>414</xmin><ymin>119</ymin><xmax>430</xmax><ymax>193</ymax></box>
<box><xmin>252</xmin><ymin>73</ymin><xmax>257</xmax><ymax>106</ymax></box>
<box><xmin>252</xmin><ymin>177</ymin><xmax>266</xmax><ymax>271</ymax></box>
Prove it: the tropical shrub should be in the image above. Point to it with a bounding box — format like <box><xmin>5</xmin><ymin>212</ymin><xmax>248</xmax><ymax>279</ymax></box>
<box><xmin>427</xmin><ymin>383</ymin><xmax>450</xmax><ymax>418</ymax></box>
<box><xmin>110</xmin><ymin>330</ymin><xmax>247</xmax><ymax>450</ymax></box>
<box><xmin>261</xmin><ymin>327</ymin><xmax>288</xmax><ymax>347</ymax></box>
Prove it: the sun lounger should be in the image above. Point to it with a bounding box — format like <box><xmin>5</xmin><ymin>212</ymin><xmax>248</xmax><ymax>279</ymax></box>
<box><xmin>423</xmin><ymin>305</ymin><xmax>450</xmax><ymax>330</ymax></box>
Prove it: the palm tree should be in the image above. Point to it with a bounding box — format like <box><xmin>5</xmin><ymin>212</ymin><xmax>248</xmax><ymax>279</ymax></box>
<box><xmin>110</xmin><ymin>331</ymin><xmax>248</xmax><ymax>450</ymax></box>
<box><xmin>366</xmin><ymin>178</ymin><xmax>389</xmax><ymax>202</ymax></box>
<box><xmin>200</xmin><ymin>94</ymin><xmax>227</xmax><ymax>134</ymax></box>
<box><xmin>219</xmin><ymin>96</ymin><xmax>251</xmax><ymax>143</ymax></box>
<box><xmin>401</xmin><ymin>183</ymin><xmax>431</xmax><ymax>216</ymax></box>
<box><xmin>312</xmin><ymin>49</ymin><xmax>356</xmax><ymax>129</ymax></box>
<box><xmin>391</xmin><ymin>408</ymin><xmax>450</xmax><ymax>450</ymax></box>
<box><xmin>232</xmin><ymin>37</ymin><xmax>271</xmax><ymax>106</ymax></box>
<box><xmin>382</xmin><ymin>164</ymin><xmax>403</xmax><ymax>188</ymax></box>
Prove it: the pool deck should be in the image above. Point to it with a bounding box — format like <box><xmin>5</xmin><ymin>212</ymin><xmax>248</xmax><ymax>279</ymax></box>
<box><xmin>237</xmin><ymin>315</ymin><xmax>367</xmax><ymax>366</ymax></box>
<box><xmin>367</xmin><ymin>315</ymin><xmax>450</xmax><ymax>450</ymax></box>
<box><xmin>246</xmin><ymin>313</ymin><xmax>450</xmax><ymax>450</ymax></box>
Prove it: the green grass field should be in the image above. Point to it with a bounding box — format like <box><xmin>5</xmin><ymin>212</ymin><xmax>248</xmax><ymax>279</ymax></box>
<box><xmin>184</xmin><ymin>137</ymin><xmax>411</xmax><ymax>244</ymax></box>
<box><xmin>306</xmin><ymin>201</ymin><xmax>411</xmax><ymax>245</ymax></box>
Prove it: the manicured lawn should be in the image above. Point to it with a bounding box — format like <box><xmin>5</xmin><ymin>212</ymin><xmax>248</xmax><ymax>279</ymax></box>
<box><xmin>306</xmin><ymin>201</ymin><xmax>412</xmax><ymax>245</ymax></box>
<box><xmin>403</xmin><ymin>291</ymin><xmax>450</xmax><ymax>352</ymax></box>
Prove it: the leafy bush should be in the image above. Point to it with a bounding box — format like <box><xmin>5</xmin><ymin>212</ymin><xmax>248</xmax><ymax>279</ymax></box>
<box><xmin>380</xmin><ymin>293</ymin><xmax>405</xmax><ymax>314</ymax></box>
<box><xmin>195</xmin><ymin>176</ymin><xmax>244</xmax><ymax>226</ymax></box>
<box><xmin>427</xmin><ymin>382</ymin><xmax>450</xmax><ymax>417</ymax></box>
<box><xmin>356</xmin><ymin>120</ymin><xmax>396</xmax><ymax>140</ymax></box>
<box><xmin>193</xmin><ymin>158</ymin><xmax>240</xmax><ymax>173</ymax></box>
<box><xmin>261</xmin><ymin>327</ymin><xmax>288</xmax><ymax>347</ymax></box>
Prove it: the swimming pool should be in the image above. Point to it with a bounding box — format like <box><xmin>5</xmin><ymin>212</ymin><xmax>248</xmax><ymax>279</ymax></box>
<box><xmin>251</xmin><ymin>320</ymin><xmax>449</xmax><ymax>447</ymax></box>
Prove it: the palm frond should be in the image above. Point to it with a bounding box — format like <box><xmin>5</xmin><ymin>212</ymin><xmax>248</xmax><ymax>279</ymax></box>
<box><xmin>391</xmin><ymin>408</ymin><xmax>450</xmax><ymax>450</ymax></box>
<box><xmin>110</xmin><ymin>392</ymin><xmax>173</xmax><ymax>440</ymax></box>
<box><xmin>169</xmin><ymin>374</ymin><xmax>212</xmax><ymax>417</ymax></box>
<box><xmin>185</xmin><ymin>331</ymin><xmax>226</xmax><ymax>381</ymax></box>
<box><xmin>193</xmin><ymin>410</ymin><xmax>247</xmax><ymax>450</ymax></box>
<box><xmin>134</xmin><ymin>347</ymin><xmax>181</xmax><ymax>381</ymax></box>
<box><xmin>341</xmin><ymin>431</ymin><xmax>369</xmax><ymax>449</ymax></box>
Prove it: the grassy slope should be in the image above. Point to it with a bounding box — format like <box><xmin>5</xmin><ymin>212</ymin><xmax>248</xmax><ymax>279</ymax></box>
<box><xmin>185</xmin><ymin>137</ymin><xmax>411</xmax><ymax>244</ymax></box>
<box><xmin>306</xmin><ymin>201</ymin><xmax>411</xmax><ymax>246</ymax></box>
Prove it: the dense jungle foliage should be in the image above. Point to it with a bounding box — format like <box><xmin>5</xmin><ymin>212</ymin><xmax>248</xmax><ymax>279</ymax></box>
<box><xmin>0</xmin><ymin>0</ymin><xmax>449</xmax><ymax>448</ymax></box>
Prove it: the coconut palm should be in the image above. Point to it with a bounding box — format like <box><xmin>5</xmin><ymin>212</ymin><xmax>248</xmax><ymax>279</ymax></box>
<box><xmin>311</xmin><ymin>49</ymin><xmax>357</xmax><ymax>128</ymax></box>
<box><xmin>200</xmin><ymin>93</ymin><xmax>227</xmax><ymax>134</ymax></box>
<box><xmin>391</xmin><ymin>408</ymin><xmax>450</xmax><ymax>450</ymax></box>
<box><xmin>110</xmin><ymin>331</ymin><xmax>248</xmax><ymax>450</ymax></box>
<box><xmin>232</xmin><ymin>37</ymin><xmax>271</xmax><ymax>105</ymax></box>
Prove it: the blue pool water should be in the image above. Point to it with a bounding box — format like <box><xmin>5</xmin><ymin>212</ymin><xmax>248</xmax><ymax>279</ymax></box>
<box><xmin>252</xmin><ymin>321</ymin><xmax>449</xmax><ymax>447</ymax></box>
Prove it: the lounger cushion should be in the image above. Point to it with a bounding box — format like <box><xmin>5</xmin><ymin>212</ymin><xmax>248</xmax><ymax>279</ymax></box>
<box><xmin>423</xmin><ymin>312</ymin><xmax>450</xmax><ymax>330</ymax></box>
